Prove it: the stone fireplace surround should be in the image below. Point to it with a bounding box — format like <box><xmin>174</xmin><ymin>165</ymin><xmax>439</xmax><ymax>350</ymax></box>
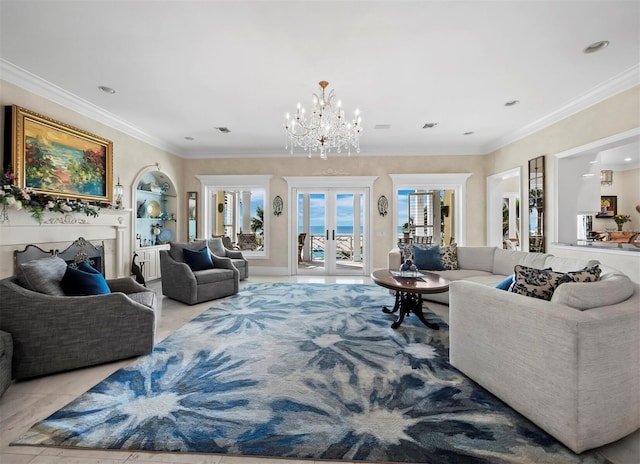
<box><xmin>0</xmin><ymin>208</ymin><xmax>131</xmax><ymax>280</ymax></box>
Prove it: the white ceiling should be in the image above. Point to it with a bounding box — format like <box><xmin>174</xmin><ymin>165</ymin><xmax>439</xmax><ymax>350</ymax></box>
<box><xmin>1</xmin><ymin>0</ymin><xmax>639</xmax><ymax>159</ymax></box>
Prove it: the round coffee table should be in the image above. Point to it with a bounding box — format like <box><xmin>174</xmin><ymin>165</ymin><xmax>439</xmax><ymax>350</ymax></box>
<box><xmin>371</xmin><ymin>269</ymin><xmax>449</xmax><ymax>329</ymax></box>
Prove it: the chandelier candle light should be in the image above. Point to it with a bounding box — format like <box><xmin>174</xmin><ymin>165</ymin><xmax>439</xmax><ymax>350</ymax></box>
<box><xmin>284</xmin><ymin>81</ymin><xmax>362</xmax><ymax>160</ymax></box>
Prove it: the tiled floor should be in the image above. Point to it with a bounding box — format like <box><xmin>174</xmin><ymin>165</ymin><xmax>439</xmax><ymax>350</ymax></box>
<box><xmin>1</xmin><ymin>276</ymin><xmax>637</xmax><ymax>464</ymax></box>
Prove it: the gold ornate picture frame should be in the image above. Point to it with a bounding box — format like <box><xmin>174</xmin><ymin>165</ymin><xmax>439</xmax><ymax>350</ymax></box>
<box><xmin>9</xmin><ymin>105</ymin><xmax>113</xmax><ymax>202</ymax></box>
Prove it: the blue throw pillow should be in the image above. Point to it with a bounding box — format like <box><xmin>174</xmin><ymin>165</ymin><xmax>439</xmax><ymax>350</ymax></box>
<box><xmin>412</xmin><ymin>245</ymin><xmax>444</xmax><ymax>271</ymax></box>
<box><xmin>60</xmin><ymin>265</ymin><xmax>111</xmax><ymax>296</ymax></box>
<box><xmin>78</xmin><ymin>261</ymin><xmax>100</xmax><ymax>274</ymax></box>
<box><xmin>496</xmin><ymin>275</ymin><xmax>514</xmax><ymax>291</ymax></box>
<box><xmin>183</xmin><ymin>247</ymin><xmax>214</xmax><ymax>271</ymax></box>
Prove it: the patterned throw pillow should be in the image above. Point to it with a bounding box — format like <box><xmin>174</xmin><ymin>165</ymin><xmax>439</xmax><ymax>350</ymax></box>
<box><xmin>510</xmin><ymin>265</ymin><xmax>602</xmax><ymax>301</ymax></box>
<box><xmin>399</xmin><ymin>243</ymin><xmax>414</xmax><ymax>263</ymax></box>
<box><xmin>510</xmin><ymin>265</ymin><xmax>572</xmax><ymax>301</ymax></box>
<box><xmin>565</xmin><ymin>265</ymin><xmax>602</xmax><ymax>282</ymax></box>
<box><xmin>440</xmin><ymin>243</ymin><xmax>458</xmax><ymax>270</ymax></box>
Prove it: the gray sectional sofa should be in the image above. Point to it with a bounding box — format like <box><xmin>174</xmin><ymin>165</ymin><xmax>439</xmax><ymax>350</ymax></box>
<box><xmin>388</xmin><ymin>245</ymin><xmax>640</xmax><ymax>453</ymax></box>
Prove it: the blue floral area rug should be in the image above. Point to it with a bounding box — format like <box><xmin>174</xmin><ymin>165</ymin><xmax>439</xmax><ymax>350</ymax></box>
<box><xmin>14</xmin><ymin>283</ymin><xmax>604</xmax><ymax>463</ymax></box>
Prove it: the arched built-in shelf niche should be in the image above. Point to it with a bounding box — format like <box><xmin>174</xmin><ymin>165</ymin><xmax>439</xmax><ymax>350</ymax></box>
<box><xmin>131</xmin><ymin>166</ymin><xmax>178</xmax><ymax>281</ymax></box>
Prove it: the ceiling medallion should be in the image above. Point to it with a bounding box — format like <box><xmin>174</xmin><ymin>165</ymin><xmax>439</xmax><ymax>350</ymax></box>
<box><xmin>284</xmin><ymin>81</ymin><xmax>362</xmax><ymax>160</ymax></box>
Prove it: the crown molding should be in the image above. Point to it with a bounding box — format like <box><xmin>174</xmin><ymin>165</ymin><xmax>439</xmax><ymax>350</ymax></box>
<box><xmin>483</xmin><ymin>64</ymin><xmax>640</xmax><ymax>154</ymax></box>
<box><xmin>3</xmin><ymin>58</ymin><xmax>638</xmax><ymax>159</ymax></box>
<box><xmin>0</xmin><ymin>59</ymin><xmax>181</xmax><ymax>156</ymax></box>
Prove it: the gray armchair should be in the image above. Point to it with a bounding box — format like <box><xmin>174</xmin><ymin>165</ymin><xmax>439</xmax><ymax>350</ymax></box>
<box><xmin>207</xmin><ymin>237</ymin><xmax>248</xmax><ymax>280</ymax></box>
<box><xmin>159</xmin><ymin>240</ymin><xmax>239</xmax><ymax>305</ymax></box>
<box><xmin>0</xmin><ymin>264</ymin><xmax>158</xmax><ymax>380</ymax></box>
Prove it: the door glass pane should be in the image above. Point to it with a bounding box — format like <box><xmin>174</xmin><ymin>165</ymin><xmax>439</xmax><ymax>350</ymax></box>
<box><xmin>298</xmin><ymin>192</ymin><xmax>326</xmax><ymax>270</ymax></box>
<box><xmin>336</xmin><ymin>193</ymin><xmax>354</xmax><ymax>265</ymax></box>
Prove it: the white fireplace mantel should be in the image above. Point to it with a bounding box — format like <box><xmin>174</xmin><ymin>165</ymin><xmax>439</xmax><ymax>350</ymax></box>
<box><xmin>0</xmin><ymin>208</ymin><xmax>131</xmax><ymax>278</ymax></box>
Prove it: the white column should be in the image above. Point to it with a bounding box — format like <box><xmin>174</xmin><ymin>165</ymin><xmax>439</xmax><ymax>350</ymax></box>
<box><xmin>242</xmin><ymin>190</ymin><xmax>251</xmax><ymax>233</ymax></box>
<box><xmin>116</xmin><ymin>225</ymin><xmax>126</xmax><ymax>277</ymax></box>
<box><xmin>303</xmin><ymin>193</ymin><xmax>310</xmax><ymax>261</ymax></box>
<box><xmin>508</xmin><ymin>196</ymin><xmax>518</xmax><ymax>241</ymax></box>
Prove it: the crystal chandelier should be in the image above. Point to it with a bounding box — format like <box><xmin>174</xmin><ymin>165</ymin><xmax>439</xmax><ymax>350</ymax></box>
<box><xmin>284</xmin><ymin>81</ymin><xmax>362</xmax><ymax>159</ymax></box>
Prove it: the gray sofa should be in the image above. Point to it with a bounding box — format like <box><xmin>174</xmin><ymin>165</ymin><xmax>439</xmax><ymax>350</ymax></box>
<box><xmin>0</xmin><ymin>331</ymin><xmax>12</xmax><ymax>396</ymax></box>
<box><xmin>389</xmin><ymin>245</ymin><xmax>640</xmax><ymax>453</ymax></box>
<box><xmin>0</xmin><ymin>256</ymin><xmax>159</xmax><ymax>380</ymax></box>
<box><xmin>159</xmin><ymin>240</ymin><xmax>239</xmax><ymax>305</ymax></box>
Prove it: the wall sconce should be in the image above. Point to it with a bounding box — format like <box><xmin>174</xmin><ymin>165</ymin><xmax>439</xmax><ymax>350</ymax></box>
<box><xmin>600</xmin><ymin>170</ymin><xmax>613</xmax><ymax>186</ymax></box>
<box><xmin>114</xmin><ymin>176</ymin><xmax>124</xmax><ymax>209</ymax></box>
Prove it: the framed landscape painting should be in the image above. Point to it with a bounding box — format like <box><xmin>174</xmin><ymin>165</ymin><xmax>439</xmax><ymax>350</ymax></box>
<box><xmin>9</xmin><ymin>105</ymin><xmax>113</xmax><ymax>202</ymax></box>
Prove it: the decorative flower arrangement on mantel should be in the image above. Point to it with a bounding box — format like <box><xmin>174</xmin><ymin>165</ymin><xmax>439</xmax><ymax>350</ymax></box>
<box><xmin>0</xmin><ymin>168</ymin><xmax>106</xmax><ymax>224</ymax></box>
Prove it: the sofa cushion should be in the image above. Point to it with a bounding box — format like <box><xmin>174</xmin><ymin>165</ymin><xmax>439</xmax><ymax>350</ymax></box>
<box><xmin>492</xmin><ymin>248</ymin><xmax>550</xmax><ymax>276</ymax></box>
<box><xmin>544</xmin><ymin>255</ymin><xmax>599</xmax><ymax>273</ymax></box>
<box><xmin>440</xmin><ymin>243</ymin><xmax>458</xmax><ymax>270</ymax></box>
<box><xmin>60</xmin><ymin>265</ymin><xmax>111</xmax><ymax>296</ymax></box>
<box><xmin>183</xmin><ymin>247</ymin><xmax>215</xmax><ymax>271</ymax></box>
<box><xmin>456</xmin><ymin>247</ymin><xmax>496</xmax><ymax>272</ymax></box>
<box><xmin>194</xmin><ymin>268</ymin><xmax>235</xmax><ymax>285</ymax></box>
<box><xmin>510</xmin><ymin>265</ymin><xmax>570</xmax><ymax>301</ymax></box>
<box><xmin>17</xmin><ymin>255</ymin><xmax>67</xmax><ymax>296</ymax></box>
<box><xmin>551</xmin><ymin>273</ymin><xmax>634</xmax><ymax>310</ymax></box>
<box><xmin>413</xmin><ymin>245</ymin><xmax>444</xmax><ymax>271</ymax></box>
<box><xmin>465</xmin><ymin>274</ymin><xmax>511</xmax><ymax>288</ymax></box>
<box><xmin>432</xmin><ymin>269</ymin><xmax>495</xmax><ymax>281</ymax></box>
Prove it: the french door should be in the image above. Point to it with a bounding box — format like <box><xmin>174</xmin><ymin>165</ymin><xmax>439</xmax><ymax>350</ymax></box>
<box><xmin>295</xmin><ymin>188</ymin><xmax>368</xmax><ymax>275</ymax></box>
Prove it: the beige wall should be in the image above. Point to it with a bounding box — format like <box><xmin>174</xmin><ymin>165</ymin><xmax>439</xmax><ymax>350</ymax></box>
<box><xmin>183</xmin><ymin>155</ymin><xmax>487</xmax><ymax>271</ymax></box>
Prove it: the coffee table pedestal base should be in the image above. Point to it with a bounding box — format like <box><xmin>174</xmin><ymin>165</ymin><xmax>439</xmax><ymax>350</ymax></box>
<box><xmin>382</xmin><ymin>291</ymin><xmax>440</xmax><ymax>330</ymax></box>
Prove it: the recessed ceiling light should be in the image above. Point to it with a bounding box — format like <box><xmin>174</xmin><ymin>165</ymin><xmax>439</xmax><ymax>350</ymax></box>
<box><xmin>184</xmin><ymin>136</ymin><xmax>194</xmax><ymax>141</ymax></box>
<box><xmin>582</xmin><ymin>173</ymin><xmax>595</xmax><ymax>177</ymax></box>
<box><xmin>504</xmin><ymin>100</ymin><xmax>519</xmax><ymax>107</ymax></box>
<box><xmin>624</xmin><ymin>157</ymin><xmax>632</xmax><ymax>162</ymax></box>
<box><xmin>98</xmin><ymin>85</ymin><xmax>116</xmax><ymax>94</ymax></box>
<box><xmin>463</xmin><ymin>131</ymin><xmax>474</xmax><ymax>135</ymax></box>
<box><xmin>215</xmin><ymin>127</ymin><xmax>230</xmax><ymax>133</ymax></box>
<box><xmin>583</xmin><ymin>40</ymin><xmax>610</xmax><ymax>54</ymax></box>
<box><xmin>422</xmin><ymin>122</ymin><xmax>439</xmax><ymax>129</ymax></box>
<box><xmin>589</xmin><ymin>160</ymin><xmax>598</xmax><ymax>164</ymax></box>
